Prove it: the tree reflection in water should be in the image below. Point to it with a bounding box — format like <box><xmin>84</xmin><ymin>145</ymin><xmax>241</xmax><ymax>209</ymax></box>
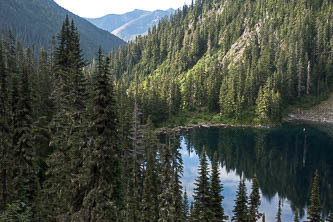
<box><xmin>180</xmin><ymin>124</ymin><xmax>333</xmax><ymax>221</ymax></box>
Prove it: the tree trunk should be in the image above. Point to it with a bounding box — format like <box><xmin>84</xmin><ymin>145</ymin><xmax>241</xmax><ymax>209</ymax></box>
<box><xmin>307</xmin><ymin>61</ymin><xmax>311</xmax><ymax>95</ymax></box>
<box><xmin>297</xmin><ymin>58</ymin><xmax>303</xmax><ymax>98</ymax></box>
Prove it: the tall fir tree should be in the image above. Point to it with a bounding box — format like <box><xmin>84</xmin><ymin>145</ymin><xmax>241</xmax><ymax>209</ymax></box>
<box><xmin>170</xmin><ymin>133</ymin><xmax>184</xmax><ymax>222</ymax></box>
<box><xmin>183</xmin><ymin>188</ymin><xmax>190</xmax><ymax>221</ymax></box>
<box><xmin>249</xmin><ymin>175</ymin><xmax>261</xmax><ymax>222</ymax></box>
<box><xmin>232</xmin><ymin>179</ymin><xmax>248</xmax><ymax>222</ymax></box>
<box><xmin>79</xmin><ymin>47</ymin><xmax>122</xmax><ymax>220</ymax></box>
<box><xmin>209</xmin><ymin>152</ymin><xmax>225</xmax><ymax>222</ymax></box>
<box><xmin>158</xmin><ymin>144</ymin><xmax>173</xmax><ymax>222</ymax></box>
<box><xmin>126</xmin><ymin>101</ymin><xmax>144</xmax><ymax>222</ymax></box>
<box><xmin>141</xmin><ymin>119</ymin><xmax>159</xmax><ymax>222</ymax></box>
<box><xmin>192</xmin><ymin>149</ymin><xmax>212</xmax><ymax>221</ymax></box>
<box><xmin>44</xmin><ymin>17</ymin><xmax>90</xmax><ymax>219</ymax></box>
<box><xmin>14</xmin><ymin>49</ymin><xmax>39</xmax><ymax>209</ymax></box>
<box><xmin>171</xmin><ymin>168</ymin><xmax>184</xmax><ymax>222</ymax></box>
<box><xmin>307</xmin><ymin>170</ymin><xmax>322</xmax><ymax>222</ymax></box>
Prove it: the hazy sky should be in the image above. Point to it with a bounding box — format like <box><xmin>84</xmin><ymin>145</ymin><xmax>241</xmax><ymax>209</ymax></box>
<box><xmin>54</xmin><ymin>0</ymin><xmax>192</xmax><ymax>18</ymax></box>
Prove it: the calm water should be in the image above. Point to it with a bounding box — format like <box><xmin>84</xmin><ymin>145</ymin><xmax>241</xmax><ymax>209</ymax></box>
<box><xmin>179</xmin><ymin>123</ymin><xmax>333</xmax><ymax>222</ymax></box>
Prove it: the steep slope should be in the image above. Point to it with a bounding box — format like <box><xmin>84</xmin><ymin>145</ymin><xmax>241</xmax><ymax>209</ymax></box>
<box><xmin>86</xmin><ymin>9</ymin><xmax>175</xmax><ymax>41</ymax></box>
<box><xmin>0</xmin><ymin>0</ymin><xmax>125</xmax><ymax>59</ymax></box>
<box><xmin>108</xmin><ymin>0</ymin><xmax>333</xmax><ymax>125</ymax></box>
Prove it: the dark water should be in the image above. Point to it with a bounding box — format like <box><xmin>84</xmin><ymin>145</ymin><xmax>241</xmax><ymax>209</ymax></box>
<box><xmin>179</xmin><ymin>123</ymin><xmax>333</xmax><ymax>222</ymax></box>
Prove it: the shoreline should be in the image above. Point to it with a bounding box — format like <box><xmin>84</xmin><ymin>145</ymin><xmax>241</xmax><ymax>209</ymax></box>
<box><xmin>156</xmin><ymin>119</ymin><xmax>333</xmax><ymax>135</ymax></box>
<box><xmin>284</xmin><ymin>93</ymin><xmax>333</xmax><ymax>124</ymax></box>
<box><xmin>156</xmin><ymin>122</ymin><xmax>273</xmax><ymax>135</ymax></box>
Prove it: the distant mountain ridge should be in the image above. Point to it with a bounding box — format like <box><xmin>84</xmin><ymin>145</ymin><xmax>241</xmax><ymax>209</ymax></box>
<box><xmin>86</xmin><ymin>9</ymin><xmax>175</xmax><ymax>41</ymax></box>
<box><xmin>0</xmin><ymin>0</ymin><xmax>126</xmax><ymax>60</ymax></box>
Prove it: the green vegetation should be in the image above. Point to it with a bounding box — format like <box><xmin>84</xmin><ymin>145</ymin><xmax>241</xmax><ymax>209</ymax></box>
<box><xmin>307</xmin><ymin>171</ymin><xmax>322</xmax><ymax>222</ymax></box>
<box><xmin>101</xmin><ymin>0</ymin><xmax>333</xmax><ymax>126</ymax></box>
<box><xmin>0</xmin><ymin>0</ymin><xmax>332</xmax><ymax>220</ymax></box>
<box><xmin>232</xmin><ymin>179</ymin><xmax>248</xmax><ymax>222</ymax></box>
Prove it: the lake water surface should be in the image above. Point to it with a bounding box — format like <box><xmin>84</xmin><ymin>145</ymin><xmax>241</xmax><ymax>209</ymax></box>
<box><xmin>179</xmin><ymin>123</ymin><xmax>333</xmax><ymax>222</ymax></box>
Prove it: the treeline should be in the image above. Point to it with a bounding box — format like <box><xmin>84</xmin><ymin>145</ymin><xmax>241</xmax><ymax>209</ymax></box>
<box><xmin>100</xmin><ymin>0</ymin><xmax>333</xmax><ymax>124</ymax></box>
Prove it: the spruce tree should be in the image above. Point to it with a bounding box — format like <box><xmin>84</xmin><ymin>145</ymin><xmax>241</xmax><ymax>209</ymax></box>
<box><xmin>183</xmin><ymin>188</ymin><xmax>190</xmax><ymax>221</ymax></box>
<box><xmin>209</xmin><ymin>152</ymin><xmax>225</xmax><ymax>222</ymax></box>
<box><xmin>171</xmin><ymin>168</ymin><xmax>184</xmax><ymax>222</ymax></box>
<box><xmin>307</xmin><ymin>170</ymin><xmax>322</xmax><ymax>222</ymax></box>
<box><xmin>192</xmin><ymin>149</ymin><xmax>212</xmax><ymax>221</ymax></box>
<box><xmin>126</xmin><ymin>101</ymin><xmax>144</xmax><ymax>221</ymax></box>
<box><xmin>14</xmin><ymin>51</ymin><xmax>39</xmax><ymax>206</ymax></box>
<box><xmin>141</xmin><ymin>119</ymin><xmax>159</xmax><ymax>222</ymax></box>
<box><xmin>80</xmin><ymin>47</ymin><xmax>122</xmax><ymax>220</ymax></box>
<box><xmin>232</xmin><ymin>179</ymin><xmax>248</xmax><ymax>222</ymax></box>
<box><xmin>249</xmin><ymin>175</ymin><xmax>261</xmax><ymax>222</ymax></box>
<box><xmin>158</xmin><ymin>145</ymin><xmax>173</xmax><ymax>222</ymax></box>
<box><xmin>170</xmin><ymin>133</ymin><xmax>184</xmax><ymax>222</ymax></box>
<box><xmin>44</xmin><ymin>17</ymin><xmax>89</xmax><ymax>218</ymax></box>
<box><xmin>141</xmin><ymin>147</ymin><xmax>158</xmax><ymax>222</ymax></box>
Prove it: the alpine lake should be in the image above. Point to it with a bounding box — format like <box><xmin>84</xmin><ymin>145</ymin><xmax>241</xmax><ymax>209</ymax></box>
<box><xmin>173</xmin><ymin>122</ymin><xmax>333</xmax><ymax>222</ymax></box>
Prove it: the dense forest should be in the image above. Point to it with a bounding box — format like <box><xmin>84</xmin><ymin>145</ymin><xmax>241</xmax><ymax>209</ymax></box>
<box><xmin>1</xmin><ymin>0</ymin><xmax>333</xmax><ymax>221</ymax></box>
<box><xmin>100</xmin><ymin>0</ymin><xmax>333</xmax><ymax>125</ymax></box>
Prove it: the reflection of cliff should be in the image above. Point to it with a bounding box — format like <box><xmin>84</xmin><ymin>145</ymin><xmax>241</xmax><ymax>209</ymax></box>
<box><xmin>182</xmin><ymin>125</ymin><xmax>333</xmax><ymax>216</ymax></box>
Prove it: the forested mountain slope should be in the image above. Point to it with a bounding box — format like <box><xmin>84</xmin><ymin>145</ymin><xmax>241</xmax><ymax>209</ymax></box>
<box><xmin>0</xmin><ymin>0</ymin><xmax>125</xmax><ymax>59</ymax></box>
<box><xmin>108</xmin><ymin>0</ymin><xmax>333</xmax><ymax>125</ymax></box>
<box><xmin>86</xmin><ymin>9</ymin><xmax>175</xmax><ymax>41</ymax></box>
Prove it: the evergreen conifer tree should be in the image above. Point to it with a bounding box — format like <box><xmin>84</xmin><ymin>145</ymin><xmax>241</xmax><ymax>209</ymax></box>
<box><xmin>171</xmin><ymin>168</ymin><xmax>184</xmax><ymax>222</ymax></box>
<box><xmin>249</xmin><ymin>175</ymin><xmax>261</xmax><ymax>222</ymax></box>
<box><xmin>232</xmin><ymin>179</ymin><xmax>248</xmax><ymax>222</ymax></box>
<box><xmin>126</xmin><ymin>101</ymin><xmax>144</xmax><ymax>221</ymax></box>
<box><xmin>192</xmin><ymin>149</ymin><xmax>212</xmax><ymax>221</ymax></box>
<box><xmin>170</xmin><ymin>133</ymin><xmax>184</xmax><ymax>221</ymax></box>
<box><xmin>183</xmin><ymin>188</ymin><xmax>190</xmax><ymax>221</ymax></box>
<box><xmin>79</xmin><ymin>47</ymin><xmax>122</xmax><ymax>220</ymax></box>
<box><xmin>209</xmin><ymin>152</ymin><xmax>225</xmax><ymax>222</ymax></box>
<box><xmin>158</xmin><ymin>145</ymin><xmax>173</xmax><ymax>222</ymax></box>
<box><xmin>14</xmin><ymin>52</ymin><xmax>39</xmax><ymax>207</ymax></box>
<box><xmin>44</xmin><ymin>17</ymin><xmax>89</xmax><ymax>218</ymax></box>
<box><xmin>141</xmin><ymin>119</ymin><xmax>159</xmax><ymax>222</ymax></box>
<box><xmin>307</xmin><ymin>170</ymin><xmax>322</xmax><ymax>222</ymax></box>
